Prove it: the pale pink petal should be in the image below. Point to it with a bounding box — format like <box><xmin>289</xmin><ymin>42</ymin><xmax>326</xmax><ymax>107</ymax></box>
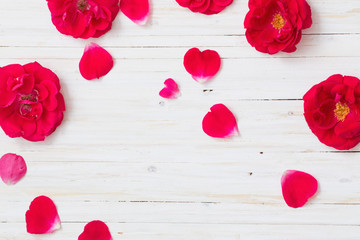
<box><xmin>26</xmin><ymin>196</ymin><xmax>61</xmax><ymax>234</ymax></box>
<box><xmin>78</xmin><ymin>220</ymin><xmax>113</xmax><ymax>240</ymax></box>
<box><xmin>281</xmin><ymin>170</ymin><xmax>318</xmax><ymax>208</ymax></box>
<box><xmin>79</xmin><ymin>43</ymin><xmax>114</xmax><ymax>80</ymax></box>
<box><xmin>202</xmin><ymin>104</ymin><xmax>238</xmax><ymax>138</ymax></box>
<box><xmin>184</xmin><ymin>48</ymin><xmax>221</xmax><ymax>83</ymax></box>
<box><xmin>0</xmin><ymin>153</ymin><xmax>27</xmax><ymax>185</ymax></box>
<box><xmin>120</xmin><ymin>0</ymin><xmax>150</xmax><ymax>25</ymax></box>
<box><xmin>159</xmin><ymin>78</ymin><xmax>180</xmax><ymax>99</ymax></box>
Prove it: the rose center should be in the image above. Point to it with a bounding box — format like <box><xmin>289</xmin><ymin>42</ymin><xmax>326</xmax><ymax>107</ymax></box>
<box><xmin>18</xmin><ymin>90</ymin><xmax>40</xmax><ymax>119</ymax></box>
<box><xmin>77</xmin><ymin>0</ymin><xmax>90</xmax><ymax>12</ymax></box>
<box><xmin>271</xmin><ymin>12</ymin><xmax>286</xmax><ymax>31</ymax></box>
<box><xmin>334</xmin><ymin>102</ymin><xmax>350</xmax><ymax>122</ymax></box>
<box><xmin>20</xmin><ymin>90</ymin><xmax>38</xmax><ymax>102</ymax></box>
<box><xmin>19</xmin><ymin>104</ymin><xmax>32</xmax><ymax>116</ymax></box>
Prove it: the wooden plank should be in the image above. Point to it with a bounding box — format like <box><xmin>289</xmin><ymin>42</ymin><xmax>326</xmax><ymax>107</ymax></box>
<box><xmin>0</xmin><ymin>0</ymin><xmax>359</xmax><ymax>48</ymax></box>
<box><xmin>0</xmin><ymin>154</ymin><xmax>360</xmax><ymax>203</ymax></box>
<box><xmin>2</xmin><ymin>223</ymin><xmax>360</xmax><ymax>240</ymax></box>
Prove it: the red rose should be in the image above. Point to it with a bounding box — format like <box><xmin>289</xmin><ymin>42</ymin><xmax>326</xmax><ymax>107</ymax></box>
<box><xmin>47</xmin><ymin>0</ymin><xmax>119</xmax><ymax>39</ymax></box>
<box><xmin>303</xmin><ymin>74</ymin><xmax>360</xmax><ymax>150</ymax></box>
<box><xmin>176</xmin><ymin>0</ymin><xmax>233</xmax><ymax>15</ymax></box>
<box><xmin>0</xmin><ymin>62</ymin><xmax>65</xmax><ymax>142</ymax></box>
<box><xmin>244</xmin><ymin>0</ymin><xmax>312</xmax><ymax>54</ymax></box>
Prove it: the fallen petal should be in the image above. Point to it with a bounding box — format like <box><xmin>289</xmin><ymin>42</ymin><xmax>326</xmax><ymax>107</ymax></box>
<box><xmin>120</xmin><ymin>0</ymin><xmax>150</xmax><ymax>25</ymax></box>
<box><xmin>78</xmin><ymin>220</ymin><xmax>113</xmax><ymax>240</ymax></box>
<box><xmin>184</xmin><ymin>48</ymin><xmax>221</xmax><ymax>83</ymax></box>
<box><xmin>26</xmin><ymin>196</ymin><xmax>61</xmax><ymax>234</ymax></box>
<box><xmin>202</xmin><ymin>104</ymin><xmax>238</xmax><ymax>138</ymax></box>
<box><xmin>159</xmin><ymin>78</ymin><xmax>180</xmax><ymax>99</ymax></box>
<box><xmin>281</xmin><ymin>170</ymin><xmax>318</xmax><ymax>208</ymax></box>
<box><xmin>79</xmin><ymin>43</ymin><xmax>114</xmax><ymax>80</ymax></box>
<box><xmin>0</xmin><ymin>153</ymin><xmax>27</xmax><ymax>185</ymax></box>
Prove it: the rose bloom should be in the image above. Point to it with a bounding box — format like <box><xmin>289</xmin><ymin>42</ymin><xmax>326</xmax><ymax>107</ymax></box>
<box><xmin>244</xmin><ymin>0</ymin><xmax>312</xmax><ymax>54</ymax></box>
<box><xmin>0</xmin><ymin>62</ymin><xmax>65</xmax><ymax>142</ymax></box>
<box><xmin>304</xmin><ymin>75</ymin><xmax>360</xmax><ymax>150</ymax></box>
<box><xmin>176</xmin><ymin>0</ymin><xmax>233</xmax><ymax>15</ymax></box>
<box><xmin>47</xmin><ymin>0</ymin><xmax>120</xmax><ymax>39</ymax></box>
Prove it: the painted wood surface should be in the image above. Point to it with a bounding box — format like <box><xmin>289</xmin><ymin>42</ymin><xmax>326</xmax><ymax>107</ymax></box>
<box><xmin>1</xmin><ymin>0</ymin><xmax>360</xmax><ymax>239</ymax></box>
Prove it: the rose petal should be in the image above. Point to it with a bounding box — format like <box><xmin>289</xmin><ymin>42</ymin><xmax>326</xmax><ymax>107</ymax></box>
<box><xmin>79</xmin><ymin>43</ymin><xmax>114</xmax><ymax>81</ymax></box>
<box><xmin>184</xmin><ymin>48</ymin><xmax>221</xmax><ymax>83</ymax></box>
<box><xmin>26</xmin><ymin>196</ymin><xmax>61</xmax><ymax>234</ymax></box>
<box><xmin>120</xmin><ymin>0</ymin><xmax>149</xmax><ymax>25</ymax></box>
<box><xmin>0</xmin><ymin>153</ymin><xmax>27</xmax><ymax>185</ymax></box>
<box><xmin>281</xmin><ymin>170</ymin><xmax>318</xmax><ymax>208</ymax></box>
<box><xmin>202</xmin><ymin>103</ymin><xmax>238</xmax><ymax>138</ymax></box>
<box><xmin>79</xmin><ymin>43</ymin><xmax>114</xmax><ymax>80</ymax></box>
<box><xmin>78</xmin><ymin>220</ymin><xmax>112</xmax><ymax>240</ymax></box>
<box><xmin>159</xmin><ymin>78</ymin><xmax>180</xmax><ymax>99</ymax></box>
<box><xmin>0</xmin><ymin>113</ymin><xmax>37</xmax><ymax>139</ymax></box>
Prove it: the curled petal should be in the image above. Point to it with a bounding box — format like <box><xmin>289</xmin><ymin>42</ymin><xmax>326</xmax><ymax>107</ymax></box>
<box><xmin>79</xmin><ymin>43</ymin><xmax>114</xmax><ymax>80</ymax></box>
<box><xmin>78</xmin><ymin>220</ymin><xmax>113</xmax><ymax>240</ymax></box>
<box><xmin>159</xmin><ymin>78</ymin><xmax>180</xmax><ymax>99</ymax></box>
<box><xmin>26</xmin><ymin>196</ymin><xmax>61</xmax><ymax>234</ymax></box>
<box><xmin>120</xmin><ymin>0</ymin><xmax>150</xmax><ymax>25</ymax></box>
<box><xmin>184</xmin><ymin>48</ymin><xmax>221</xmax><ymax>83</ymax></box>
<box><xmin>0</xmin><ymin>153</ymin><xmax>27</xmax><ymax>185</ymax></box>
<box><xmin>202</xmin><ymin>103</ymin><xmax>238</xmax><ymax>138</ymax></box>
<box><xmin>281</xmin><ymin>170</ymin><xmax>318</xmax><ymax>208</ymax></box>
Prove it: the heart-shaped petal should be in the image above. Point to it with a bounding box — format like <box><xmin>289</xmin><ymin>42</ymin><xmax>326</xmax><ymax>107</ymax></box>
<box><xmin>0</xmin><ymin>153</ymin><xmax>27</xmax><ymax>185</ymax></box>
<box><xmin>184</xmin><ymin>48</ymin><xmax>221</xmax><ymax>83</ymax></box>
<box><xmin>120</xmin><ymin>0</ymin><xmax>150</xmax><ymax>25</ymax></box>
<box><xmin>26</xmin><ymin>196</ymin><xmax>61</xmax><ymax>234</ymax></box>
<box><xmin>159</xmin><ymin>78</ymin><xmax>180</xmax><ymax>99</ymax></box>
<box><xmin>78</xmin><ymin>220</ymin><xmax>112</xmax><ymax>240</ymax></box>
<box><xmin>202</xmin><ymin>104</ymin><xmax>238</xmax><ymax>138</ymax></box>
<box><xmin>79</xmin><ymin>43</ymin><xmax>114</xmax><ymax>80</ymax></box>
<box><xmin>281</xmin><ymin>170</ymin><xmax>318</xmax><ymax>208</ymax></box>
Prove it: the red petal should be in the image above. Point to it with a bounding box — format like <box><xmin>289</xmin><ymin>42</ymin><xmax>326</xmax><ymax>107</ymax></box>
<box><xmin>281</xmin><ymin>170</ymin><xmax>318</xmax><ymax>208</ymax></box>
<box><xmin>26</xmin><ymin>196</ymin><xmax>61</xmax><ymax>234</ymax></box>
<box><xmin>0</xmin><ymin>153</ymin><xmax>27</xmax><ymax>185</ymax></box>
<box><xmin>0</xmin><ymin>70</ymin><xmax>16</xmax><ymax>107</ymax></box>
<box><xmin>78</xmin><ymin>220</ymin><xmax>113</xmax><ymax>240</ymax></box>
<box><xmin>184</xmin><ymin>48</ymin><xmax>221</xmax><ymax>83</ymax></box>
<box><xmin>120</xmin><ymin>0</ymin><xmax>150</xmax><ymax>25</ymax></box>
<box><xmin>159</xmin><ymin>78</ymin><xmax>180</xmax><ymax>99</ymax></box>
<box><xmin>79</xmin><ymin>43</ymin><xmax>114</xmax><ymax>80</ymax></box>
<box><xmin>202</xmin><ymin>103</ymin><xmax>238</xmax><ymax>138</ymax></box>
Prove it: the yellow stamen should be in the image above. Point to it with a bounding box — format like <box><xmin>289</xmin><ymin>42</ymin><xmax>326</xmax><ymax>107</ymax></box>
<box><xmin>334</xmin><ymin>102</ymin><xmax>350</xmax><ymax>122</ymax></box>
<box><xmin>271</xmin><ymin>12</ymin><xmax>286</xmax><ymax>31</ymax></box>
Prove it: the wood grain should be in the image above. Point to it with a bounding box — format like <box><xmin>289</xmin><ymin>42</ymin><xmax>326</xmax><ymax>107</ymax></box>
<box><xmin>1</xmin><ymin>0</ymin><xmax>360</xmax><ymax>239</ymax></box>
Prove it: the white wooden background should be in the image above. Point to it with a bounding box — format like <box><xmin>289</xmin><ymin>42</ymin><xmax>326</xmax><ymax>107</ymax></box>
<box><xmin>1</xmin><ymin>0</ymin><xmax>360</xmax><ymax>239</ymax></box>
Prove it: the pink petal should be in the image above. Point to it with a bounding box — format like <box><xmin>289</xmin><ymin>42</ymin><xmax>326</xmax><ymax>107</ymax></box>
<box><xmin>202</xmin><ymin>103</ymin><xmax>238</xmax><ymax>138</ymax></box>
<box><xmin>79</xmin><ymin>43</ymin><xmax>114</xmax><ymax>80</ymax></box>
<box><xmin>26</xmin><ymin>196</ymin><xmax>61</xmax><ymax>234</ymax></box>
<box><xmin>159</xmin><ymin>78</ymin><xmax>180</xmax><ymax>99</ymax></box>
<box><xmin>120</xmin><ymin>0</ymin><xmax>150</xmax><ymax>25</ymax></box>
<box><xmin>0</xmin><ymin>153</ymin><xmax>27</xmax><ymax>185</ymax></box>
<box><xmin>184</xmin><ymin>48</ymin><xmax>221</xmax><ymax>83</ymax></box>
<box><xmin>78</xmin><ymin>220</ymin><xmax>113</xmax><ymax>240</ymax></box>
<box><xmin>281</xmin><ymin>170</ymin><xmax>318</xmax><ymax>208</ymax></box>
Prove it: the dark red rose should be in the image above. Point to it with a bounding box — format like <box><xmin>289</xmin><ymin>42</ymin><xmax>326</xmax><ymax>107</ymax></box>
<box><xmin>47</xmin><ymin>0</ymin><xmax>119</xmax><ymax>39</ymax></box>
<box><xmin>303</xmin><ymin>74</ymin><xmax>360</xmax><ymax>150</ymax></box>
<box><xmin>0</xmin><ymin>62</ymin><xmax>65</xmax><ymax>142</ymax></box>
<box><xmin>176</xmin><ymin>0</ymin><xmax>233</xmax><ymax>15</ymax></box>
<box><xmin>244</xmin><ymin>0</ymin><xmax>312</xmax><ymax>54</ymax></box>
